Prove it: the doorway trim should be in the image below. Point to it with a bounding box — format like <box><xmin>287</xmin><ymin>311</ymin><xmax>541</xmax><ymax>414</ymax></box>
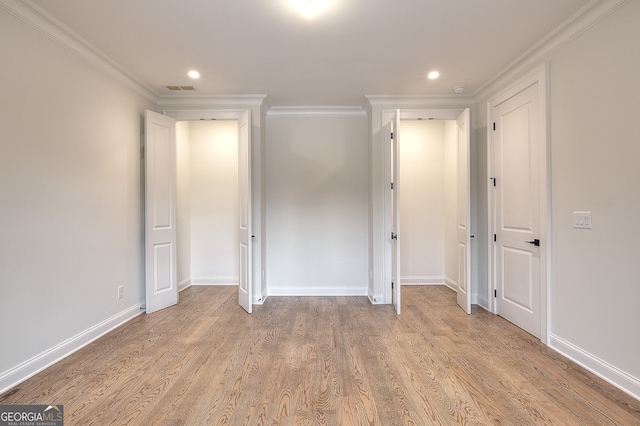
<box><xmin>487</xmin><ymin>64</ymin><xmax>550</xmax><ymax>344</ymax></box>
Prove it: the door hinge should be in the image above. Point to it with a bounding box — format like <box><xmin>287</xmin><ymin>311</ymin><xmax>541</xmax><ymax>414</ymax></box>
<box><xmin>494</xmin><ymin>290</ymin><xmax>497</xmax><ymax>298</ymax></box>
<box><xmin>391</xmin><ymin>232</ymin><xmax>398</xmax><ymax>240</ymax></box>
<box><xmin>391</xmin><ymin>132</ymin><xmax>394</xmax><ymax>140</ymax></box>
<box><xmin>493</xmin><ymin>122</ymin><xmax>496</xmax><ymax>131</ymax></box>
<box><xmin>390</xmin><ymin>182</ymin><xmax>394</xmax><ymax>190</ymax></box>
<box><xmin>491</xmin><ymin>177</ymin><xmax>496</xmax><ymax>187</ymax></box>
<box><xmin>494</xmin><ymin>234</ymin><xmax>497</xmax><ymax>242</ymax></box>
<box><xmin>391</xmin><ymin>282</ymin><xmax>394</xmax><ymax>289</ymax></box>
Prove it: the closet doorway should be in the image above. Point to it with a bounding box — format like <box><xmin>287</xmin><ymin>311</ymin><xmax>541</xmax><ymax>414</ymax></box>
<box><xmin>387</xmin><ymin>108</ymin><xmax>471</xmax><ymax>314</ymax></box>
<box><xmin>175</xmin><ymin>120</ymin><xmax>240</xmax><ymax>292</ymax></box>
<box><xmin>399</xmin><ymin>119</ymin><xmax>457</xmax><ymax>289</ymax></box>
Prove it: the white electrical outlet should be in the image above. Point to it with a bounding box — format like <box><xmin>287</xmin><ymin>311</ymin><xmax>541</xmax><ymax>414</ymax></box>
<box><xmin>118</xmin><ymin>286</ymin><xmax>124</xmax><ymax>299</ymax></box>
<box><xmin>573</xmin><ymin>211</ymin><xmax>592</xmax><ymax>229</ymax></box>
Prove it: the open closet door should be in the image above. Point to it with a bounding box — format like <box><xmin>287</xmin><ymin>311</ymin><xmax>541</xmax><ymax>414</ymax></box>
<box><xmin>391</xmin><ymin>110</ymin><xmax>401</xmax><ymax>314</ymax></box>
<box><xmin>145</xmin><ymin>110</ymin><xmax>178</xmax><ymax>314</ymax></box>
<box><xmin>456</xmin><ymin>108</ymin><xmax>472</xmax><ymax>314</ymax></box>
<box><xmin>238</xmin><ymin>110</ymin><xmax>253</xmax><ymax>313</ymax></box>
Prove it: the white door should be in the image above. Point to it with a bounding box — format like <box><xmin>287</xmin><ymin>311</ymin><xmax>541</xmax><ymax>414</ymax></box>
<box><xmin>494</xmin><ymin>84</ymin><xmax>542</xmax><ymax>337</ymax></box>
<box><xmin>238</xmin><ymin>110</ymin><xmax>252</xmax><ymax>313</ymax></box>
<box><xmin>456</xmin><ymin>109</ymin><xmax>472</xmax><ymax>314</ymax></box>
<box><xmin>145</xmin><ymin>110</ymin><xmax>178</xmax><ymax>314</ymax></box>
<box><xmin>391</xmin><ymin>111</ymin><xmax>401</xmax><ymax>314</ymax></box>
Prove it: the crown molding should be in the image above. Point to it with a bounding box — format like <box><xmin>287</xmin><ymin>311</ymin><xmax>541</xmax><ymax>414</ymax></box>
<box><xmin>267</xmin><ymin>106</ymin><xmax>367</xmax><ymax>116</ymax></box>
<box><xmin>157</xmin><ymin>94</ymin><xmax>269</xmax><ymax>110</ymax></box>
<box><xmin>364</xmin><ymin>95</ymin><xmax>474</xmax><ymax>110</ymax></box>
<box><xmin>0</xmin><ymin>0</ymin><xmax>159</xmax><ymax>102</ymax></box>
<box><xmin>473</xmin><ymin>0</ymin><xmax>629</xmax><ymax>101</ymax></box>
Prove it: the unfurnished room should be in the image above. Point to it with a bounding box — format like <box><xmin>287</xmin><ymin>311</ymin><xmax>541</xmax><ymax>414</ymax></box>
<box><xmin>1</xmin><ymin>0</ymin><xmax>639</xmax><ymax>424</ymax></box>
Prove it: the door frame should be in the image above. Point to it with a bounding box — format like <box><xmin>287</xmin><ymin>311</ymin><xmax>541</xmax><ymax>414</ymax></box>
<box><xmin>161</xmin><ymin>108</ymin><xmax>258</xmax><ymax>310</ymax></box>
<box><xmin>382</xmin><ymin>108</ymin><xmax>471</xmax><ymax>305</ymax></box>
<box><xmin>487</xmin><ymin>65</ymin><xmax>550</xmax><ymax>343</ymax></box>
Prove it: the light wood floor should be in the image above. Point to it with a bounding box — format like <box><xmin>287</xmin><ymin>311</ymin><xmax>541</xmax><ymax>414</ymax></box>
<box><xmin>1</xmin><ymin>286</ymin><xmax>639</xmax><ymax>425</ymax></box>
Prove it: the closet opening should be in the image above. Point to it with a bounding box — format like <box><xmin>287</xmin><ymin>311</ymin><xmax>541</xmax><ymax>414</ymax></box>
<box><xmin>385</xmin><ymin>107</ymin><xmax>471</xmax><ymax>314</ymax></box>
<box><xmin>399</xmin><ymin>119</ymin><xmax>459</xmax><ymax>291</ymax></box>
<box><xmin>175</xmin><ymin>120</ymin><xmax>240</xmax><ymax>291</ymax></box>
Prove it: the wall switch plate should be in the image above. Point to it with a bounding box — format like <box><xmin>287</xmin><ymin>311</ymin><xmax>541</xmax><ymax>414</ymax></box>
<box><xmin>573</xmin><ymin>211</ymin><xmax>592</xmax><ymax>229</ymax></box>
<box><xmin>118</xmin><ymin>286</ymin><xmax>124</xmax><ymax>299</ymax></box>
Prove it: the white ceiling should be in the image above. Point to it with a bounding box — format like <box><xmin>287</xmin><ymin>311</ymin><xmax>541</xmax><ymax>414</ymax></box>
<box><xmin>30</xmin><ymin>0</ymin><xmax>590</xmax><ymax>106</ymax></box>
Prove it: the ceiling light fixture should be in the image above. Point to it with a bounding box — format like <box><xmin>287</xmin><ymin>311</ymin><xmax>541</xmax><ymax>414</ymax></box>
<box><xmin>292</xmin><ymin>0</ymin><xmax>331</xmax><ymax>19</ymax></box>
<box><xmin>188</xmin><ymin>70</ymin><xmax>200</xmax><ymax>79</ymax></box>
<box><xmin>428</xmin><ymin>71</ymin><xmax>440</xmax><ymax>80</ymax></box>
<box><xmin>302</xmin><ymin>0</ymin><xmax>317</xmax><ymax>18</ymax></box>
<box><xmin>454</xmin><ymin>86</ymin><xmax>465</xmax><ymax>94</ymax></box>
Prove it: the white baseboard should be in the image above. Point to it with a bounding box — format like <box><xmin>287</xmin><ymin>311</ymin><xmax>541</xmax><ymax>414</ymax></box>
<box><xmin>444</xmin><ymin>277</ymin><xmax>458</xmax><ymax>291</ymax></box>
<box><xmin>549</xmin><ymin>334</ymin><xmax>640</xmax><ymax>401</ymax></box>
<box><xmin>401</xmin><ymin>276</ymin><xmax>445</xmax><ymax>285</ymax></box>
<box><xmin>0</xmin><ymin>303</ymin><xmax>144</xmax><ymax>395</ymax></box>
<box><xmin>178</xmin><ymin>277</ymin><xmax>191</xmax><ymax>292</ymax></box>
<box><xmin>476</xmin><ymin>294</ymin><xmax>490</xmax><ymax>310</ymax></box>
<box><xmin>268</xmin><ymin>286</ymin><xmax>368</xmax><ymax>297</ymax></box>
<box><xmin>191</xmin><ymin>276</ymin><xmax>238</xmax><ymax>286</ymax></box>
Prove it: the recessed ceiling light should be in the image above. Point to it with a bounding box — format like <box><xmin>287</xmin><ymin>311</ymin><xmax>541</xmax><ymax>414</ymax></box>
<box><xmin>188</xmin><ymin>70</ymin><xmax>200</xmax><ymax>79</ymax></box>
<box><xmin>428</xmin><ymin>71</ymin><xmax>440</xmax><ymax>80</ymax></box>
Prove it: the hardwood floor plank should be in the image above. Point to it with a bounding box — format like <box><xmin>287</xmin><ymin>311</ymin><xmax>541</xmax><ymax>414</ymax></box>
<box><xmin>1</xmin><ymin>285</ymin><xmax>639</xmax><ymax>425</ymax></box>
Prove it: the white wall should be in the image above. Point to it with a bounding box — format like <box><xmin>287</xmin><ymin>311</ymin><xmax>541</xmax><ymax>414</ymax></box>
<box><xmin>266</xmin><ymin>111</ymin><xmax>369</xmax><ymax>295</ymax></box>
<box><xmin>399</xmin><ymin>120</ymin><xmax>446</xmax><ymax>284</ymax></box>
<box><xmin>189</xmin><ymin>121</ymin><xmax>239</xmax><ymax>284</ymax></box>
<box><xmin>475</xmin><ymin>0</ymin><xmax>640</xmax><ymax>397</ymax></box>
<box><xmin>547</xmin><ymin>1</ymin><xmax>640</xmax><ymax>387</ymax></box>
<box><xmin>176</xmin><ymin>121</ymin><xmax>192</xmax><ymax>289</ymax></box>
<box><xmin>0</xmin><ymin>8</ymin><xmax>155</xmax><ymax>386</ymax></box>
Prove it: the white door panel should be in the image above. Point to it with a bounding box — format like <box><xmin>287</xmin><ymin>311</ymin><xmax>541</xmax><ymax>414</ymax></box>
<box><xmin>391</xmin><ymin>110</ymin><xmax>401</xmax><ymax>314</ymax></box>
<box><xmin>145</xmin><ymin>110</ymin><xmax>178</xmax><ymax>314</ymax></box>
<box><xmin>501</xmin><ymin>247</ymin><xmax>535</xmax><ymax>311</ymax></box>
<box><xmin>501</xmin><ymin>105</ymin><xmax>534</xmax><ymax>229</ymax></box>
<box><xmin>494</xmin><ymin>84</ymin><xmax>541</xmax><ymax>337</ymax></box>
<box><xmin>238</xmin><ymin>110</ymin><xmax>252</xmax><ymax>313</ymax></box>
<box><xmin>456</xmin><ymin>109</ymin><xmax>472</xmax><ymax>314</ymax></box>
